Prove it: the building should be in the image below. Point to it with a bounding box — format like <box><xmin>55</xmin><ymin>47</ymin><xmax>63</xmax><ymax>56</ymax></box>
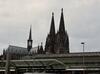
<box><xmin>2</xmin><ymin>26</ymin><xmax>44</xmax><ymax>60</ymax></box>
<box><xmin>45</xmin><ymin>8</ymin><xmax>69</xmax><ymax>54</ymax></box>
<box><xmin>2</xmin><ymin>8</ymin><xmax>69</xmax><ymax>60</ymax></box>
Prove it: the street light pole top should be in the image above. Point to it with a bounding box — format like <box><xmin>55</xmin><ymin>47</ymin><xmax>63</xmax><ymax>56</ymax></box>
<box><xmin>81</xmin><ymin>42</ymin><xmax>85</xmax><ymax>44</ymax></box>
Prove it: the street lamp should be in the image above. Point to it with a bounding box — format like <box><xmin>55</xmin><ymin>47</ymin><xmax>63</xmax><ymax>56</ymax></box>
<box><xmin>81</xmin><ymin>42</ymin><xmax>85</xmax><ymax>53</ymax></box>
<box><xmin>81</xmin><ymin>42</ymin><xmax>85</xmax><ymax>74</ymax></box>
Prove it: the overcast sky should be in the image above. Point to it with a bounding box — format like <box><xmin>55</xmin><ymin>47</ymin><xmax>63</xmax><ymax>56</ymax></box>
<box><xmin>0</xmin><ymin>0</ymin><xmax>100</xmax><ymax>54</ymax></box>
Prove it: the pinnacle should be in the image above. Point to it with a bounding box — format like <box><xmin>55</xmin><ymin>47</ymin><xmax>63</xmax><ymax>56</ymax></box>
<box><xmin>61</xmin><ymin>8</ymin><xmax>63</xmax><ymax>13</ymax></box>
<box><xmin>52</xmin><ymin>12</ymin><xmax>54</xmax><ymax>16</ymax></box>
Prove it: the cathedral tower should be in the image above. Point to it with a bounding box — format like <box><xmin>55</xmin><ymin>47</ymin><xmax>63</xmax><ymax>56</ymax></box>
<box><xmin>27</xmin><ymin>26</ymin><xmax>33</xmax><ymax>52</ymax></box>
<box><xmin>45</xmin><ymin>9</ymin><xmax>69</xmax><ymax>54</ymax></box>
<box><xmin>45</xmin><ymin>12</ymin><xmax>56</xmax><ymax>54</ymax></box>
<box><xmin>59</xmin><ymin>8</ymin><xmax>66</xmax><ymax>34</ymax></box>
<box><xmin>55</xmin><ymin>8</ymin><xmax>69</xmax><ymax>53</ymax></box>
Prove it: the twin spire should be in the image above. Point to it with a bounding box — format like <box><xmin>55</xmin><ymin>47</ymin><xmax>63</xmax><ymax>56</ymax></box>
<box><xmin>49</xmin><ymin>8</ymin><xmax>65</xmax><ymax>35</ymax></box>
<box><xmin>45</xmin><ymin>8</ymin><xmax>69</xmax><ymax>54</ymax></box>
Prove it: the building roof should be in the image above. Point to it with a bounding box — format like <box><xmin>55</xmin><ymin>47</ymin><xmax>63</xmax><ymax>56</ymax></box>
<box><xmin>7</xmin><ymin>45</ymin><xmax>27</xmax><ymax>54</ymax></box>
<box><xmin>7</xmin><ymin>45</ymin><xmax>38</xmax><ymax>55</ymax></box>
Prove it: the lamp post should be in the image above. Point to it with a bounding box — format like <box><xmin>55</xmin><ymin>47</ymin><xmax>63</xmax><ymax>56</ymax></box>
<box><xmin>81</xmin><ymin>42</ymin><xmax>85</xmax><ymax>53</ymax></box>
<box><xmin>81</xmin><ymin>42</ymin><xmax>85</xmax><ymax>74</ymax></box>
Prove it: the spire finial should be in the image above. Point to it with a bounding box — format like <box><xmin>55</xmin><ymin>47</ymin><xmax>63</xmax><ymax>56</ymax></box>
<box><xmin>59</xmin><ymin>8</ymin><xmax>65</xmax><ymax>33</ymax></box>
<box><xmin>29</xmin><ymin>25</ymin><xmax>32</xmax><ymax>40</ymax></box>
<box><xmin>52</xmin><ymin>12</ymin><xmax>54</xmax><ymax>16</ymax></box>
<box><xmin>30</xmin><ymin>24</ymin><xmax>32</xmax><ymax>28</ymax></box>
<box><xmin>61</xmin><ymin>8</ymin><xmax>63</xmax><ymax>13</ymax></box>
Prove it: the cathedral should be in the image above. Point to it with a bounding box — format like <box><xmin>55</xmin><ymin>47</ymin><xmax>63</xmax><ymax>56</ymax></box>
<box><xmin>45</xmin><ymin>8</ymin><xmax>69</xmax><ymax>54</ymax></box>
<box><xmin>3</xmin><ymin>8</ymin><xmax>69</xmax><ymax>60</ymax></box>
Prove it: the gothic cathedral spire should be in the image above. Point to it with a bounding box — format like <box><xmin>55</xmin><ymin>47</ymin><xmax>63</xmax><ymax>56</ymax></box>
<box><xmin>27</xmin><ymin>26</ymin><xmax>33</xmax><ymax>52</ymax></box>
<box><xmin>45</xmin><ymin>12</ymin><xmax>56</xmax><ymax>54</ymax></box>
<box><xmin>59</xmin><ymin>8</ymin><xmax>65</xmax><ymax>34</ymax></box>
<box><xmin>55</xmin><ymin>8</ymin><xmax>69</xmax><ymax>53</ymax></box>
<box><xmin>50</xmin><ymin>12</ymin><xmax>55</xmax><ymax>36</ymax></box>
<box><xmin>29</xmin><ymin>26</ymin><xmax>32</xmax><ymax>40</ymax></box>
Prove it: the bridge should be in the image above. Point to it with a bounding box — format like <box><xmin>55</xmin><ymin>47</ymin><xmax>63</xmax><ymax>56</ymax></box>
<box><xmin>0</xmin><ymin>52</ymin><xmax>100</xmax><ymax>74</ymax></box>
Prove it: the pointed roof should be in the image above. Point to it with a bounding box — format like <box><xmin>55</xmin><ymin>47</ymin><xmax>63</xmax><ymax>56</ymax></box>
<box><xmin>28</xmin><ymin>25</ymin><xmax>32</xmax><ymax>40</ymax></box>
<box><xmin>59</xmin><ymin>8</ymin><xmax>65</xmax><ymax>33</ymax></box>
<box><xmin>49</xmin><ymin>12</ymin><xmax>55</xmax><ymax>36</ymax></box>
<box><xmin>8</xmin><ymin>45</ymin><xmax>27</xmax><ymax>54</ymax></box>
<box><xmin>40</xmin><ymin>42</ymin><xmax>43</xmax><ymax>51</ymax></box>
